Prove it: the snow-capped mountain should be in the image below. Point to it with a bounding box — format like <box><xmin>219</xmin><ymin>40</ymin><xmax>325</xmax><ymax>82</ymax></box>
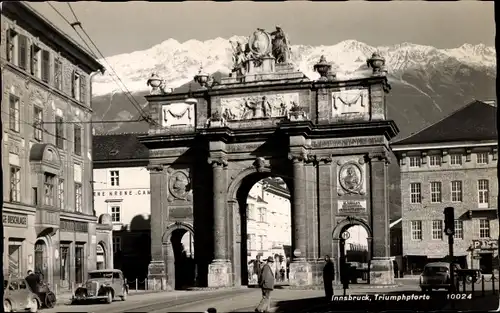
<box><xmin>91</xmin><ymin>37</ymin><xmax>496</xmax><ymax>141</ymax></box>
<box><xmin>91</xmin><ymin>38</ymin><xmax>496</xmax><ymax>97</ymax></box>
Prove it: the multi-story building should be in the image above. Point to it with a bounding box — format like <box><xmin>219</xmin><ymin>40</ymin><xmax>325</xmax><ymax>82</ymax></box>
<box><xmin>392</xmin><ymin>100</ymin><xmax>498</xmax><ymax>274</ymax></box>
<box><xmin>246</xmin><ymin>177</ymin><xmax>292</xmax><ymax>262</ymax></box>
<box><xmin>1</xmin><ymin>2</ymin><xmax>111</xmax><ymax>290</ymax></box>
<box><xmin>93</xmin><ymin>133</ymin><xmax>154</xmax><ymax>281</ymax></box>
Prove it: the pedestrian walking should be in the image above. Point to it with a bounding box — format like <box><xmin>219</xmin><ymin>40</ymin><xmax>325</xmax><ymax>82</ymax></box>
<box><xmin>255</xmin><ymin>256</ymin><xmax>275</xmax><ymax>313</ymax></box>
<box><xmin>323</xmin><ymin>255</ymin><xmax>335</xmax><ymax>301</ymax></box>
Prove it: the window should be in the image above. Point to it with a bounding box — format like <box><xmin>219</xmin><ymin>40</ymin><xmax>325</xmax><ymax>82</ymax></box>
<box><xmin>411</xmin><ymin>221</ymin><xmax>422</xmax><ymax>240</ymax></box>
<box><xmin>75</xmin><ymin>183</ymin><xmax>82</xmax><ymax>212</ymax></box>
<box><xmin>72</xmin><ymin>71</ymin><xmax>81</xmax><ymax>101</ymax></box>
<box><xmin>410</xmin><ymin>183</ymin><xmax>421</xmax><ymax>204</ymax></box>
<box><xmin>430</xmin><ymin>182</ymin><xmax>442</xmax><ymax>203</ymax></box>
<box><xmin>18</xmin><ymin>34</ymin><xmax>28</xmax><ymax>70</ymax></box>
<box><xmin>258</xmin><ymin>235</ymin><xmax>266</xmax><ymax>250</ymax></box>
<box><xmin>6</xmin><ymin>29</ymin><xmax>17</xmax><ymax>63</ymax></box>
<box><xmin>409</xmin><ymin>156</ymin><xmax>421</xmax><ymax>168</ymax></box>
<box><xmin>112</xmin><ymin>237</ymin><xmax>121</xmax><ymax>252</ymax></box>
<box><xmin>111</xmin><ymin>206</ymin><xmax>121</xmax><ymax>223</ymax></box>
<box><xmin>55</xmin><ymin>116</ymin><xmax>64</xmax><ymax>149</ymax></box>
<box><xmin>258</xmin><ymin>207</ymin><xmax>266</xmax><ymax>223</ymax></box>
<box><xmin>41</xmin><ymin>50</ymin><xmax>50</xmax><ymax>83</ymax></box>
<box><xmin>429</xmin><ymin>155</ymin><xmax>441</xmax><ymax>167</ymax></box>
<box><xmin>8</xmin><ymin>243</ymin><xmax>22</xmax><ymax>276</ymax></box>
<box><xmin>478</xmin><ymin>180</ymin><xmax>489</xmax><ymax>206</ymax></box>
<box><xmin>32</xmin><ymin>187</ymin><xmax>38</xmax><ymax>206</ymax></box>
<box><xmin>75</xmin><ymin>245</ymin><xmax>84</xmax><ymax>284</ymax></box>
<box><xmin>110</xmin><ymin>170</ymin><xmax>120</xmax><ymax>187</ymax></box>
<box><xmin>30</xmin><ymin>45</ymin><xmax>41</xmax><ymax>77</ymax></box>
<box><xmin>477</xmin><ymin>152</ymin><xmax>488</xmax><ymax>164</ymax></box>
<box><xmin>450</xmin><ymin>154</ymin><xmax>462</xmax><ymax>165</ymax></box>
<box><xmin>58</xmin><ymin>179</ymin><xmax>65</xmax><ymax>209</ymax></box>
<box><xmin>60</xmin><ymin>245</ymin><xmax>70</xmax><ymax>283</ymax></box>
<box><xmin>451</xmin><ymin>181</ymin><xmax>463</xmax><ymax>202</ymax></box>
<box><xmin>33</xmin><ymin>106</ymin><xmax>43</xmax><ymax>141</ymax></box>
<box><xmin>54</xmin><ymin>58</ymin><xmax>62</xmax><ymax>90</ymax></box>
<box><xmin>43</xmin><ymin>173</ymin><xmax>55</xmax><ymax>206</ymax></box>
<box><xmin>479</xmin><ymin>219</ymin><xmax>490</xmax><ymax>238</ymax></box>
<box><xmin>454</xmin><ymin>220</ymin><xmax>463</xmax><ymax>239</ymax></box>
<box><xmin>74</xmin><ymin>125</ymin><xmax>82</xmax><ymax>156</ymax></box>
<box><xmin>432</xmin><ymin>220</ymin><xmax>443</xmax><ymax>240</ymax></box>
<box><xmin>9</xmin><ymin>94</ymin><xmax>20</xmax><ymax>132</ymax></box>
<box><xmin>10</xmin><ymin>166</ymin><xmax>21</xmax><ymax>202</ymax></box>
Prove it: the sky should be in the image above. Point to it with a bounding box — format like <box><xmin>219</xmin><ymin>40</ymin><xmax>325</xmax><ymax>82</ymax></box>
<box><xmin>26</xmin><ymin>1</ymin><xmax>494</xmax><ymax>58</ymax></box>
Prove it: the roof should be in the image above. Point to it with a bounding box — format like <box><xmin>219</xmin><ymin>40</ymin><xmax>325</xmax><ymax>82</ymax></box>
<box><xmin>88</xmin><ymin>269</ymin><xmax>123</xmax><ymax>273</ymax></box>
<box><xmin>3</xmin><ymin>2</ymin><xmax>104</xmax><ymax>73</ymax></box>
<box><xmin>93</xmin><ymin>133</ymin><xmax>149</xmax><ymax>162</ymax></box>
<box><xmin>392</xmin><ymin>100</ymin><xmax>497</xmax><ymax>146</ymax></box>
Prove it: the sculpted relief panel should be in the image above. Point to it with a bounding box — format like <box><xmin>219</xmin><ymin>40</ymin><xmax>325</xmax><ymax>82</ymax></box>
<box><xmin>220</xmin><ymin>93</ymin><xmax>299</xmax><ymax>121</ymax></box>
<box><xmin>167</xmin><ymin>168</ymin><xmax>192</xmax><ymax>202</ymax></box>
<box><xmin>332</xmin><ymin>88</ymin><xmax>369</xmax><ymax>117</ymax></box>
<box><xmin>336</xmin><ymin>156</ymin><xmax>367</xmax><ymax>196</ymax></box>
<box><xmin>162</xmin><ymin>101</ymin><xmax>195</xmax><ymax>127</ymax></box>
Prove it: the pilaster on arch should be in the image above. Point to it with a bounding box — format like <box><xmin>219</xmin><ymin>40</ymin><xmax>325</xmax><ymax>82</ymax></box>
<box><xmin>161</xmin><ymin>221</ymin><xmax>194</xmax><ymax>245</ymax></box>
<box><xmin>331</xmin><ymin>217</ymin><xmax>372</xmax><ymax>240</ymax></box>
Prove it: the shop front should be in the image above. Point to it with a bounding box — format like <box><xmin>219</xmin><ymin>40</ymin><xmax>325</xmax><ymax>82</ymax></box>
<box><xmin>58</xmin><ymin>218</ymin><xmax>91</xmax><ymax>291</ymax></box>
<box><xmin>3</xmin><ymin>210</ymin><xmax>36</xmax><ymax>278</ymax></box>
<box><xmin>470</xmin><ymin>239</ymin><xmax>499</xmax><ymax>273</ymax></box>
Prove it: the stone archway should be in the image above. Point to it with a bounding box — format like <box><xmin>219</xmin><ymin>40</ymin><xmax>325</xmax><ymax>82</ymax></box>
<box><xmin>162</xmin><ymin>222</ymin><xmax>195</xmax><ymax>290</ymax></box>
<box><xmin>227</xmin><ymin>165</ymin><xmax>293</xmax><ymax>286</ymax></box>
<box><xmin>332</xmin><ymin>217</ymin><xmax>373</xmax><ymax>284</ymax></box>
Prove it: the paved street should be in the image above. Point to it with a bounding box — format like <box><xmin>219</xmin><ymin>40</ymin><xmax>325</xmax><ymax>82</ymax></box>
<box><xmin>41</xmin><ymin>278</ymin><xmax>500</xmax><ymax>313</ymax></box>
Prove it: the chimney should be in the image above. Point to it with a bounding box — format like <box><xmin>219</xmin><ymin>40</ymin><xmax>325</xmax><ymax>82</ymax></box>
<box><xmin>482</xmin><ymin>100</ymin><xmax>497</xmax><ymax>107</ymax></box>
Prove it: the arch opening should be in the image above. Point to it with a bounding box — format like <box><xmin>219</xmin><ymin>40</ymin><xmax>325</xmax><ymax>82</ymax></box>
<box><xmin>338</xmin><ymin>223</ymin><xmax>370</xmax><ymax>284</ymax></box>
<box><xmin>34</xmin><ymin>239</ymin><xmax>48</xmax><ymax>281</ymax></box>
<box><xmin>170</xmin><ymin>228</ymin><xmax>195</xmax><ymax>290</ymax></box>
<box><xmin>96</xmin><ymin>242</ymin><xmax>106</xmax><ymax>270</ymax></box>
<box><xmin>234</xmin><ymin>171</ymin><xmax>292</xmax><ymax>287</ymax></box>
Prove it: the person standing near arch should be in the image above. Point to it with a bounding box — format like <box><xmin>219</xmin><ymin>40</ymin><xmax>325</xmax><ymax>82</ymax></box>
<box><xmin>323</xmin><ymin>255</ymin><xmax>335</xmax><ymax>301</ymax></box>
<box><xmin>255</xmin><ymin>256</ymin><xmax>275</xmax><ymax>313</ymax></box>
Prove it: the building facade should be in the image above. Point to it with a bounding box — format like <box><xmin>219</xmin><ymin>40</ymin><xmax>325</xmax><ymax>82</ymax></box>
<box><xmin>392</xmin><ymin>100</ymin><xmax>499</xmax><ymax>274</ymax></box>
<box><xmin>93</xmin><ymin>133</ymin><xmax>152</xmax><ymax>281</ymax></box>
<box><xmin>1</xmin><ymin>2</ymin><xmax>111</xmax><ymax>291</ymax></box>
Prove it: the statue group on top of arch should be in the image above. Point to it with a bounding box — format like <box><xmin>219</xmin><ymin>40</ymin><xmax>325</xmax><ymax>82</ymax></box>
<box><xmin>230</xmin><ymin>26</ymin><xmax>291</xmax><ymax>75</ymax></box>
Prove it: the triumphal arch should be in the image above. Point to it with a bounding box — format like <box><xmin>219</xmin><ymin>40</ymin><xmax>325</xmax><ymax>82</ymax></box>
<box><xmin>139</xmin><ymin>28</ymin><xmax>399</xmax><ymax>290</ymax></box>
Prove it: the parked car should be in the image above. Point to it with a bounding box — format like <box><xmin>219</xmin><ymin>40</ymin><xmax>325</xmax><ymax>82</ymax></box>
<box><xmin>72</xmin><ymin>269</ymin><xmax>128</xmax><ymax>304</ymax></box>
<box><xmin>3</xmin><ymin>277</ymin><xmax>40</xmax><ymax>312</ymax></box>
<box><xmin>419</xmin><ymin>262</ymin><xmax>461</xmax><ymax>292</ymax></box>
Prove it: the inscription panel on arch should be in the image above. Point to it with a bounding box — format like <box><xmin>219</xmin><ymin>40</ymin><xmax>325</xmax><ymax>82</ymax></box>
<box><xmin>337</xmin><ymin>200</ymin><xmax>367</xmax><ymax>214</ymax></box>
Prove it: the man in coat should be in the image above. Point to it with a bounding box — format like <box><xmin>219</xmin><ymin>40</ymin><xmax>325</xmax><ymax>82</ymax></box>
<box><xmin>25</xmin><ymin>270</ymin><xmax>40</xmax><ymax>293</ymax></box>
<box><xmin>255</xmin><ymin>256</ymin><xmax>275</xmax><ymax>313</ymax></box>
<box><xmin>323</xmin><ymin>255</ymin><xmax>335</xmax><ymax>301</ymax></box>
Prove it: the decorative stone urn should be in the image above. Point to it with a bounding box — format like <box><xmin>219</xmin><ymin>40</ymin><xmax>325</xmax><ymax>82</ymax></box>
<box><xmin>313</xmin><ymin>55</ymin><xmax>333</xmax><ymax>81</ymax></box>
<box><xmin>194</xmin><ymin>66</ymin><xmax>210</xmax><ymax>88</ymax></box>
<box><xmin>147</xmin><ymin>73</ymin><xmax>171</xmax><ymax>95</ymax></box>
<box><xmin>367</xmin><ymin>52</ymin><xmax>387</xmax><ymax>76</ymax></box>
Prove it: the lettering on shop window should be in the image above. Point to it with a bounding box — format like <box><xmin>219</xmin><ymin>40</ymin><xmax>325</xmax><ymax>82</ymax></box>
<box><xmin>60</xmin><ymin>219</ymin><xmax>88</xmax><ymax>233</ymax></box>
<box><xmin>93</xmin><ymin>189</ymin><xmax>151</xmax><ymax>197</ymax></box>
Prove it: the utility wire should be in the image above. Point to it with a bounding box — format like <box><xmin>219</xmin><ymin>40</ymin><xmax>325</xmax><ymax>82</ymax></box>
<box><xmin>65</xmin><ymin>2</ymin><xmax>155</xmax><ymax>125</ymax></box>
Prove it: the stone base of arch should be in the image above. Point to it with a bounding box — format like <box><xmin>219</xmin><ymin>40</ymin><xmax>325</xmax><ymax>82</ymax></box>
<box><xmin>207</xmin><ymin>259</ymin><xmax>232</xmax><ymax>287</ymax></box>
<box><xmin>147</xmin><ymin>260</ymin><xmax>168</xmax><ymax>291</ymax></box>
<box><xmin>289</xmin><ymin>260</ymin><xmax>313</xmax><ymax>287</ymax></box>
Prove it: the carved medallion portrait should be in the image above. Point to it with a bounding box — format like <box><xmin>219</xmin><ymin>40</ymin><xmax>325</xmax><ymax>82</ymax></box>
<box><xmin>339</xmin><ymin>162</ymin><xmax>363</xmax><ymax>194</ymax></box>
<box><xmin>168</xmin><ymin>171</ymin><xmax>190</xmax><ymax>200</ymax></box>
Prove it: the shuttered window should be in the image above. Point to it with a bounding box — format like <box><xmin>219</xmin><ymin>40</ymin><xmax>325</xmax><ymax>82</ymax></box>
<box><xmin>41</xmin><ymin>50</ymin><xmax>50</xmax><ymax>83</ymax></box>
<box><xmin>18</xmin><ymin>35</ymin><xmax>28</xmax><ymax>70</ymax></box>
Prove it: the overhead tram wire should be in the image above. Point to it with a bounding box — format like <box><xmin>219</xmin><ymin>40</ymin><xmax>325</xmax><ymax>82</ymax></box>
<box><xmin>42</xmin><ymin>2</ymin><xmax>153</xmax><ymax>125</ymax></box>
<box><xmin>65</xmin><ymin>2</ymin><xmax>157</xmax><ymax>126</ymax></box>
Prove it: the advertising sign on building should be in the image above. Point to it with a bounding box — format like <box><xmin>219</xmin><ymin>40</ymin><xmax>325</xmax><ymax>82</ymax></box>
<box><xmin>3</xmin><ymin>213</ymin><xmax>28</xmax><ymax>228</ymax></box>
<box><xmin>472</xmin><ymin>240</ymin><xmax>498</xmax><ymax>250</ymax></box>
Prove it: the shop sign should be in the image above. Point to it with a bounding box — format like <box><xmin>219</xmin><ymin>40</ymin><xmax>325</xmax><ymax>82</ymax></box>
<box><xmin>472</xmin><ymin>240</ymin><xmax>498</xmax><ymax>250</ymax></box>
<box><xmin>338</xmin><ymin>200</ymin><xmax>367</xmax><ymax>214</ymax></box>
<box><xmin>3</xmin><ymin>213</ymin><xmax>28</xmax><ymax>228</ymax></box>
<box><xmin>60</xmin><ymin>219</ymin><xmax>88</xmax><ymax>233</ymax></box>
<box><xmin>94</xmin><ymin>189</ymin><xmax>150</xmax><ymax>197</ymax></box>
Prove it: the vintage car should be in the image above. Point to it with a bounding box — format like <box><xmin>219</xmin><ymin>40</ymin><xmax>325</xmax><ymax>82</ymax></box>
<box><xmin>72</xmin><ymin>269</ymin><xmax>128</xmax><ymax>304</ymax></box>
<box><xmin>419</xmin><ymin>262</ymin><xmax>461</xmax><ymax>292</ymax></box>
<box><xmin>3</xmin><ymin>277</ymin><xmax>40</xmax><ymax>312</ymax></box>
